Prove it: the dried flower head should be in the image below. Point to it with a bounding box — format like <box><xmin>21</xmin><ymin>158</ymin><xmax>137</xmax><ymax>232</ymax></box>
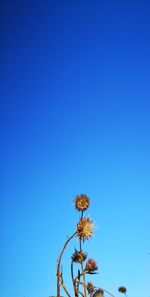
<box><xmin>93</xmin><ymin>289</ymin><xmax>104</xmax><ymax>297</ymax></box>
<box><xmin>77</xmin><ymin>217</ymin><xmax>94</xmax><ymax>240</ymax></box>
<box><xmin>85</xmin><ymin>258</ymin><xmax>98</xmax><ymax>272</ymax></box>
<box><xmin>74</xmin><ymin>194</ymin><xmax>90</xmax><ymax>212</ymax></box>
<box><xmin>118</xmin><ymin>286</ymin><xmax>127</xmax><ymax>294</ymax></box>
<box><xmin>87</xmin><ymin>281</ymin><xmax>95</xmax><ymax>294</ymax></box>
<box><xmin>71</xmin><ymin>249</ymin><xmax>87</xmax><ymax>263</ymax></box>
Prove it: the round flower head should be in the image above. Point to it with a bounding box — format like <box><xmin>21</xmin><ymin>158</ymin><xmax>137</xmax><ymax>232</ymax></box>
<box><xmin>71</xmin><ymin>249</ymin><xmax>87</xmax><ymax>263</ymax></box>
<box><xmin>87</xmin><ymin>282</ymin><xmax>95</xmax><ymax>295</ymax></box>
<box><xmin>77</xmin><ymin>217</ymin><xmax>94</xmax><ymax>240</ymax></box>
<box><xmin>85</xmin><ymin>258</ymin><xmax>98</xmax><ymax>272</ymax></box>
<box><xmin>74</xmin><ymin>194</ymin><xmax>90</xmax><ymax>212</ymax></box>
<box><xmin>118</xmin><ymin>287</ymin><xmax>127</xmax><ymax>294</ymax></box>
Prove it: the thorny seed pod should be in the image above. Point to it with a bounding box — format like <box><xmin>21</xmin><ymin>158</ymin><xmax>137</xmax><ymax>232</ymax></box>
<box><xmin>74</xmin><ymin>194</ymin><xmax>90</xmax><ymax>212</ymax></box>
<box><xmin>71</xmin><ymin>249</ymin><xmax>87</xmax><ymax>263</ymax></box>
<box><xmin>77</xmin><ymin>217</ymin><xmax>94</xmax><ymax>240</ymax></box>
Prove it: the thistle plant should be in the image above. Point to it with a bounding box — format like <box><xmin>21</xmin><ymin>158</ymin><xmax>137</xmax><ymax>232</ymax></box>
<box><xmin>55</xmin><ymin>194</ymin><xmax>127</xmax><ymax>297</ymax></box>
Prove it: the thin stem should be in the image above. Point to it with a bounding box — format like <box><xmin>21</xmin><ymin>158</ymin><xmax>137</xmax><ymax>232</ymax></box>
<box><xmin>56</xmin><ymin>231</ymin><xmax>77</xmax><ymax>297</ymax></box>
<box><xmin>80</xmin><ymin>260</ymin><xmax>87</xmax><ymax>297</ymax></box>
<box><xmin>98</xmin><ymin>287</ymin><xmax>116</xmax><ymax>297</ymax></box>
<box><xmin>76</xmin><ymin>269</ymin><xmax>80</xmax><ymax>296</ymax></box>
<box><xmin>61</xmin><ymin>283</ymin><xmax>70</xmax><ymax>297</ymax></box>
<box><xmin>75</xmin><ymin>279</ymin><xmax>83</xmax><ymax>286</ymax></box>
<box><xmin>71</xmin><ymin>260</ymin><xmax>78</xmax><ymax>297</ymax></box>
<box><xmin>79</xmin><ymin>236</ymin><xmax>87</xmax><ymax>297</ymax></box>
<box><xmin>74</xmin><ymin>271</ymin><xmax>83</xmax><ymax>282</ymax></box>
<box><xmin>78</xmin><ymin>210</ymin><xmax>87</xmax><ymax>297</ymax></box>
<box><xmin>59</xmin><ymin>273</ymin><xmax>71</xmax><ymax>297</ymax></box>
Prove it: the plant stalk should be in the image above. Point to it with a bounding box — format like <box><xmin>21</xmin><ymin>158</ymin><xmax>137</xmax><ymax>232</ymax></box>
<box><xmin>56</xmin><ymin>231</ymin><xmax>77</xmax><ymax>297</ymax></box>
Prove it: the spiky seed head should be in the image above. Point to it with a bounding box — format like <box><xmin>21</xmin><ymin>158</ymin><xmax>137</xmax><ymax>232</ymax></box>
<box><xmin>71</xmin><ymin>249</ymin><xmax>87</xmax><ymax>263</ymax></box>
<box><xmin>74</xmin><ymin>194</ymin><xmax>90</xmax><ymax>212</ymax></box>
<box><xmin>77</xmin><ymin>217</ymin><xmax>94</xmax><ymax>240</ymax></box>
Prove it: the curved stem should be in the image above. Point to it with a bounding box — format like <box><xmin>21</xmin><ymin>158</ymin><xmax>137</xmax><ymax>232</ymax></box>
<box><xmin>98</xmin><ymin>287</ymin><xmax>116</xmax><ymax>297</ymax></box>
<box><xmin>56</xmin><ymin>231</ymin><xmax>77</xmax><ymax>297</ymax></box>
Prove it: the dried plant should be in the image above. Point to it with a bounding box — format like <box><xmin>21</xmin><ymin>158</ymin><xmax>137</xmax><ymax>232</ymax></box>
<box><xmin>55</xmin><ymin>194</ymin><xmax>127</xmax><ymax>297</ymax></box>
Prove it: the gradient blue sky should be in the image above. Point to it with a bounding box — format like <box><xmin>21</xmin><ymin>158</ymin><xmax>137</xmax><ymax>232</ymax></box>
<box><xmin>0</xmin><ymin>1</ymin><xmax>150</xmax><ymax>297</ymax></box>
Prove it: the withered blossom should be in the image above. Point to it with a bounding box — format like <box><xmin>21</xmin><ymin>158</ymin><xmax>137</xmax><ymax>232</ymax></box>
<box><xmin>71</xmin><ymin>249</ymin><xmax>87</xmax><ymax>263</ymax></box>
<box><xmin>77</xmin><ymin>217</ymin><xmax>94</xmax><ymax>240</ymax></box>
<box><xmin>85</xmin><ymin>258</ymin><xmax>98</xmax><ymax>272</ymax></box>
<box><xmin>74</xmin><ymin>194</ymin><xmax>90</xmax><ymax>212</ymax></box>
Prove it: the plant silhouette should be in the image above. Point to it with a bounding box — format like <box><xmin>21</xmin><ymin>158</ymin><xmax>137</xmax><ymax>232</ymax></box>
<box><xmin>54</xmin><ymin>194</ymin><xmax>127</xmax><ymax>297</ymax></box>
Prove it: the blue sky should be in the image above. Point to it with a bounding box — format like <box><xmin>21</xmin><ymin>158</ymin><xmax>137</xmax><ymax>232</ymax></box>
<box><xmin>0</xmin><ymin>1</ymin><xmax>150</xmax><ymax>297</ymax></box>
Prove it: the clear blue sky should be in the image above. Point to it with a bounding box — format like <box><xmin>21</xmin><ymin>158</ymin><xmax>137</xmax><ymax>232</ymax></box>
<box><xmin>0</xmin><ymin>1</ymin><xmax>150</xmax><ymax>297</ymax></box>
